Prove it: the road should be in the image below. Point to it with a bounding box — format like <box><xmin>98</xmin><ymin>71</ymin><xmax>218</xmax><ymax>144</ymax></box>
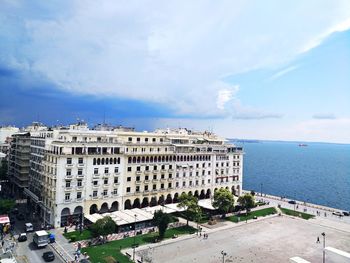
<box><xmin>7</xmin><ymin>215</ymin><xmax>64</xmax><ymax>263</ymax></box>
<box><xmin>256</xmin><ymin>194</ymin><xmax>350</xmax><ymax>224</ymax></box>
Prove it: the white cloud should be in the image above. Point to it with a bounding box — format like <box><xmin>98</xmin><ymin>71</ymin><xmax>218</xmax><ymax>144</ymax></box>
<box><xmin>269</xmin><ymin>65</ymin><xmax>298</xmax><ymax>81</ymax></box>
<box><xmin>2</xmin><ymin>1</ymin><xmax>350</xmax><ymax>117</ymax></box>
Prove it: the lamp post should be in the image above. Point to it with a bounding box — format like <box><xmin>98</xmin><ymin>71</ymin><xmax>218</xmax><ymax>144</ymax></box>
<box><xmin>221</xmin><ymin>250</ymin><xmax>227</xmax><ymax>263</ymax></box>
<box><xmin>321</xmin><ymin>232</ymin><xmax>326</xmax><ymax>263</ymax></box>
<box><xmin>132</xmin><ymin>214</ymin><xmax>137</xmax><ymax>262</ymax></box>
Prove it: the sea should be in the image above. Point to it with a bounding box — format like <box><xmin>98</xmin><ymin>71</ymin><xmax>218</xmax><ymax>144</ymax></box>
<box><xmin>233</xmin><ymin>141</ymin><xmax>350</xmax><ymax>211</ymax></box>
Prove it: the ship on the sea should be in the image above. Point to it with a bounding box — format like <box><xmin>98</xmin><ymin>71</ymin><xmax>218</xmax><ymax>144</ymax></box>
<box><xmin>298</xmin><ymin>143</ymin><xmax>308</xmax><ymax>147</ymax></box>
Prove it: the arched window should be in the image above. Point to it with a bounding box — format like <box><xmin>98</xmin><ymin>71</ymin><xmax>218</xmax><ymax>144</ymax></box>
<box><xmin>93</xmin><ymin>158</ymin><xmax>96</xmax><ymax>165</ymax></box>
<box><xmin>97</xmin><ymin>158</ymin><xmax>101</xmax><ymax>165</ymax></box>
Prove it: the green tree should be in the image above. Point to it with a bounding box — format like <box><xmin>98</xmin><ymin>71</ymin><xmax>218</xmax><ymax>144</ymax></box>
<box><xmin>238</xmin><ymin>193</ymin><xmax>255</xmax><ymax>215</ymax></box>
<box><xmin>177</xmin><ymin>193</ymin><xmax>200</xmax><ymax>225</ymax></box>
<box><xmin>153</xmin><ymin>210</ymin><xmax>171</xmax><ymax>239</ymax></box>
<box><xmin>0</xmin><ymin>199</ymin><xmax>15</xmax><ymax>214</ymax></box>
<box><xmin>212</xmin><ymin>188</ymin><xmax>235</xmax><ymax>217</ymax></box>
<box><xmin>90</xmin><ymin>216</ymin><xmax>117</xmax><ymax>240</ymax></box>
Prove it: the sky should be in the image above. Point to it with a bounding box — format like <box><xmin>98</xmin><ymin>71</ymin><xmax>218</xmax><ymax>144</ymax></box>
<box><xmin>0</xmin><ymin>1</ymin><xmax>350</xmax><ymax>143</ymax></box>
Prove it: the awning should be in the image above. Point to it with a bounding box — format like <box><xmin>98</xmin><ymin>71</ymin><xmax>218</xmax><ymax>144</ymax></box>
<box><xmin>0</xmin><ymin>215</ymin><xmax>10</xmax><ymax>224</ymax></box>
<box><xmin>198</xmin><ymin>199</ymin><xmax>216</xmax><ymax>210</ymax></box>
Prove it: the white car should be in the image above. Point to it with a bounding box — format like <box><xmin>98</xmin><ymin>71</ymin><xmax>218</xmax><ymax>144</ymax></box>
<box><xmin>25</xmin><ymin>223</ymin><xmax>34</xmax><ymax>232</ymax></box>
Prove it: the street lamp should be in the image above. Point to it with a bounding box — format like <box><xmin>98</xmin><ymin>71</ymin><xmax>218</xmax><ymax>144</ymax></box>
<box><xmin>321</xmin><ymin>232</ymin><xmax>326</xmax><ymax>263</ymax></box>
<box><xmin>221</xmin><ymin>250</ymin><xmax>227</xmax><ymax>263</ymax></box>
<box><xmin>132</xmin><ymin>214</ymin><xmax>137</xmax><ymax>262</ymax></box>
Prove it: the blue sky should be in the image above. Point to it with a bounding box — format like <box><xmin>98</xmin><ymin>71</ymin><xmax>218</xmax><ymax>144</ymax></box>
<box><xmin>1</xmin><ymin>1</ymin><xmax>350</xmax><ymax>143</ymax></box>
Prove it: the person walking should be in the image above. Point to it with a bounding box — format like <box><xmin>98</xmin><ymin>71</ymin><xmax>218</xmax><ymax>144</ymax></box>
<box><xmin>316</xmin><ymin>236</ymin><xmax>320</xmax><ymax>243</ymax></box>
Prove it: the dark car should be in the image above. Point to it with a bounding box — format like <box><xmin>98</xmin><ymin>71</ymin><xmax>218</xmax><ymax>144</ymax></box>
<box><xmin>288</xmin><ymin>200</ymin><xmax>296</xmax><ymax>205</ymax></box>
<box><xmin>18</xmin><ymin>233</ymin><xmax>27</xmax><ymax>242</ymax></box>
<box><xmin>16</xmin><ymin>213</ymin><xmax>25</xmax><ymax>220</ymax></box>
<box><xmin>43</xmin><ymin>251</ymin><xmax>55</xmax><ymax>262</ymax></box>
<box><xmin>342</xmin><ymin>211</ymin><xmax>350</xmax><ymax>216</ymax></box>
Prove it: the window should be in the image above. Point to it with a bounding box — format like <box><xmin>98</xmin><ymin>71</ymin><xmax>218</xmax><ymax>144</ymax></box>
<box><xmin>65</xmin><ymin>181</ymin><xmax>71</xmax><ymax>188</ymax></box>
<box><xmin>154</xmin><ymin>165</ymin><xmax>157</xmax><ymax>170</ymax></box>
<box><xmin>169</xmin><ymin>165</ymin><xmax>172</xmax><ymax>169</ymax></box>
<box><xmin>114</xmin><ymin>167</ymin><xmax>119</xmax><ymax>173</ymax></box>
<box><xmin>137</xmin><ymin>137</ymin><xmax>140</xmax><ymax>142</ymax></box>
<box><xmin>202</xmin><ymin>180</ymin><xmax>205</xmax><ymax>185</ymax></box>
<box><xmin>169</xmin><ymin>174</ymin><xmax>172</xmax><ymax>179</ymax></box>
<box><xmin>183</xmin><ymin>172</ymin><xmax>186</xmax><ymax>178</ymax></box>
<box><xmin>103</xmin><ymin>190</ymin><xmax>108</xmax><ymax>196</ymax></box>
<box><xmin>65</xmin><ymin>193</ymin><xmax>70</xmax><ymax>201</ymax></box>
<box><xmin>145</xmin><ymin>166</ymin><xmax>149</xmax><ymax>171</ymax></box>
<box><xmin>104</xmin><ymin>179</ymin><xmax>108</xmax><ymax>185</ymax></box>
<box><xmin>136</xmin><ymin>166</ymin><xmax>141</xmax><ymax>171</ymax></box>
<box><xmin>153</xmin><ymin>174</ymin><xmax>157</xmax><ymax>180</ymax></box>
<box><xmin>136</xmin><ymin>186</ymin><xmax>140</xmax><ymax>192</ymax></box>
<box><xmin>168</xmin><ymin>183</ymin><xmax>172</xmax><ymax>188</ymax></box>
<box><xmin>153</xmin><ymin>184</ymin><xmax>156</xmax><ymax>190</ymax></box>
<box><xmin>94</xmin><ymin>168</ymin><xmax>98</xmax><ymax>175</ymax></box>
<box><xmin>161</xmin><ymin>165</ymin><xmax>165</xmax><ymax>170</ymax></box>
<box><xmin>152</xmin><ymin>138</ymin><xmax>156</xmax><ymax>142</ymax></box>
<box><xmin>93</xmin><ymin>180</ymin><xmax>98</xmax><ymax>186</ymax></box>
<box><xmin>196</xmin><ymin>180</ymin><xmax>199</xmax><ymax>185</ymax></box>
<box><xmin>208</xmin><ymin>179</ymin><xmax>211</xmax><ymax>183</ymax></box>
<box><xmin>145</xmin><ymin>138</ymin><xmax>148</xmax><ymax>142</ymax></box>
<box><xmin>176</xmin><ymin>182</ymin><xmax>179</xmax><ymax>187</ymax></box>
<box><xmin>189</xmin><ymin>181</ymin><xmax>192</xmax><ymax>186</ymax></box>
<box><xmin>182</xmin><ymin>181</ymin><xmax>186</xmax><ymax>187</ymax></box>
<box><xmin>77</xmin><ymin>180</ymin><xmax>82</xmax><ymax>187</ymax></box>
<box><xmin>208</xmin><ymin>171</ymin><xmax>211</xmax><ymax>175</ymax></box>
<box><xmin>128</xmin><ymin>137</ymin><xmax>132</xmax><ymax>142</ymax></box>
<box><xmin>176</xmin><ymin>172</ymin><xmax>179</xmax><ymax>178</ymax></box>
<box><xmin>196</xmin><ymin>163</ymin><xmax>199</xmax><ymax>168</ymax></box>
<box><xmin>189</xmin><ymin>172</ymin><xmax>192</xmax><ymax>177</ymax></box>
<box><xmin>145</xmin><ymin>185</ymin><xmax>149</xmax><ymax>191</ymax></box>
<box><xmin>145</xmin><ymin>175</ymin><xmax>149</xmax><ymax>181</ymax></box>
<box><xmin>202</xmin><ymin>170</ymin><xmax>205</xmax><ymax>176</ymax></box>
<box><xmin>78</xmin><ymin>169</ymin><xmax>83</xmax><ymax>176</ymax></box>
<box><xmin>77</xmin><ymin>192</ymin><xmax>82</xmax><ymax>199</ymax></box>
<box><xmin>127</xmin><ymin>177</ymin><xmax>131</xmax><ymax>182</ymax></box>
<box><xmin>136</xmin><ymin>176</ymin><xmax>140</xmax><ymax>181</ymax></box>
<box><xmin>113</xmin><ymin>189</ymin><xmax>118</xmax><ymax>195</ymax></box>
<box><xmin>126</xmin><ymin>187</ymin><xmax>131</xmax><ymax>193</ymax></box>
<box><xmin>66</xmin><ymin>169</ymin><xmax>71</xmax><ymax>176</ymax></box>
<box><xmin>127</xmin><ymin>167</ymin><xmax>132</xmax><ymax>172</ymax></box>
<box><xmin>202</xmin><ymin>163</ymin><xmax>206</xmax><ymax>168</ymax></box>
<box><xmin>161</xmin><ymin>174</ymin><xmax>165</xmax><ymax>179</ymax></box>
<box><xmin>66</xmin><ymin>158</ymin><xmax>72</xmax><ymax>164</ymax></box>
<box><xmin>114</xmin><ymin>177</ymin><xmax>119</xmax><ymax>184</ymax></box>
<box><xmin>78</xmin><ymin>157</ymin><xmax>83</xmax><ymax>164</ymax></box>
<box><xmin>93</xmin><ymin>191</ymin><xmax>98</xmax><ymax>197</ymax></box>
<box><xmin>104</xmin><ymin>168</ymin><xmax>109</xmax><ymax>174</ymax></box>
<box><xmin>161</xmin><ymin>183</ymin><xmax>164</xmax><ymax>189</ymax></box>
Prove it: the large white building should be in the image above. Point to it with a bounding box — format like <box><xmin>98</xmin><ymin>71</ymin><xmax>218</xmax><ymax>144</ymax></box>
<box><xmin>16</xmin><ymin>123</ymin><xmax>243</xmax><ymax>228</ymax></box>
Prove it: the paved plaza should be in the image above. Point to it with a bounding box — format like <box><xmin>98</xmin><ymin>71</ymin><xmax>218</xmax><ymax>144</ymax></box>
<box><xmin>137</xmin><ymin>216</ymin><xmax>350</xmax><ymax>263</ymax></box>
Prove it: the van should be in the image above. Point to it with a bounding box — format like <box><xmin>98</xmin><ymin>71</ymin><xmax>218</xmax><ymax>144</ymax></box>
<box><xmin>25</xmin><ymin>223</ymin><xmax>34</xmax><ymax>232</ymax></box>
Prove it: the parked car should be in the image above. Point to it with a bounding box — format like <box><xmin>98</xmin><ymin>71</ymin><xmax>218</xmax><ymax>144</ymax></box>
<box><xmin>18</xmin><ymin>233</ymin><xmax>27</xmax><ymax>242</ymax></box>
<box><xmin>42</xmin><ymin>251</ymin><xmax>55</xmax><ymax>262</ymax></box>
<box><xmin>332</xmin><ymin>211</ymin><xmax>343</xmax><ymax>217</ymax></box>
<box><xmin>342</xmin><ymin>211</ymin><xmax>350</xmax><ymax>216</ymax></box>
<box><xmin>16</xmin><ymin>213</ymin><xmax>25</xmax><ymax>220</ymax></box>
<box><xmin>288</xmin><ymin>200</ymin><xmax>296</xmax><ymax>205</ymax></box>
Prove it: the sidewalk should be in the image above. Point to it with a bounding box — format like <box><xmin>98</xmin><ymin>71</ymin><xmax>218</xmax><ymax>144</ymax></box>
<box><xmin>49</xmin><ymin>228</ymin><xmax>76</xmax><ymax>263</ymax></box>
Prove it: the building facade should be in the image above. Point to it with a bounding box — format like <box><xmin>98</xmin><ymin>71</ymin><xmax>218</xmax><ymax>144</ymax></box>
<box><xmin>13</xmin><ymin>124</ymin><xmax>243</xmax><ymax>228</ymax></box>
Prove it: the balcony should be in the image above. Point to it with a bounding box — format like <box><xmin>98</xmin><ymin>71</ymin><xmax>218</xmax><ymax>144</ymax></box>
<box><xmin>66</xmin><ymin>163</ymin><xmax>73</xmax><ymax>168</ymax></box>
<box><xmin>103</xmin><ymin>195</ymin><xmax>109</xmax><ymax>199</ymax></box>
<box><xmin>103</xmin><ymin>173</ymin><xmax>110</xmax><ymax>178</ymax></box>
<box><xmin>144</xmin><ymin>170</ymin><xmax>150</xmax><ymax>175</ymax></box>
<box><xmin>160</xmin><ymin>178</ymin><xmax>167</xmax><ymax>182</ymax></box>
<box><xmin>92</xmin><ymin>184</ymin><xmax>99</xmax><ymax>188</ymax></box>
<box><xmin>152</xmin><ymin>179</ymin><xmax>158</xmax><ymax>183</ymax></box>
<box><xmin>65</xmin><ymin>175</ymin><xmax>73</xmax><ymax>180</ymax></box>
<box><xmin>77</xmin><ymin>185</ymin><xmax>83</xmax><ymax>190</ymax></box>
<box><xmin>64</xmin><ymin>187</ymin><xmax>73</xmax><ymax>191</ymax></box>
<box><xmin>92</xmin><ymin>196</ymin><xmax>98</xmax><ymax>200</ymax></box>
<box><xmin>144</xmin><ymin>180</ymin><xmax>150</xmax><ymax>184</ymax></box>
<box><xmin>152</xmin><ymin>170</ymin><xmax>158</xmax><ymax>174</ymax></box>
<box><xmin>103</xmin><ymin>184</ymin><xmax>109</xmax><ymax>188</ymax></box>
<box><xmin>77</xmin><ymin>163</ymin><xmax>84</xmax><ymax>167</ymax></box>
<box><xmin>135</xmin><ymin>180</ymin><xmax>142</xmax><ymax>185</ymax></box>
<box><xmin>76</xmin><ymin>198</ymin><xmax>83</xmax><ymax>202</ymax></box>
<box><xmin>64</xmin><ymin>199</ymin><xmax>71</xmax><ymax>203</ymax></box>
<box><xmin>136</xmin><ymin>171</ymin><xmax>142</xmax><ymax>175</ymax></box>
<box><xmin>168</xmin><ymin>177</ymin><xmax>174</xmax><ymax>181</ymax></box>
<box><xmin>113</xmin><ymin>182</ymin><xmax>120</xmax><ymax>186</ymax></box>
<box><xmin>93</xmin><ymin>173</ymin><xmax>100</xmax><ymax>178</ymax></box>
<box><xmin>168</xmin><ymin>169</ymin><xmax>174</xmax><ymax>173</ymax></box>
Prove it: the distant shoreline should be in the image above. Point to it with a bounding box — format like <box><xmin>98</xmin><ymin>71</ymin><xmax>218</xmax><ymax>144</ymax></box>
<box><xmin>228</xmin><ymin>138</ymin><xmax>350</xmax><ymax>146</ymax></box>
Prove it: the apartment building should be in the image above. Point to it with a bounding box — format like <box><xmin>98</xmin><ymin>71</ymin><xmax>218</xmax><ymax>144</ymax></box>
<box><xmin>11</xmin><ymin>123</ymin><xmax>243</xmax><ymax>228</ymax></box>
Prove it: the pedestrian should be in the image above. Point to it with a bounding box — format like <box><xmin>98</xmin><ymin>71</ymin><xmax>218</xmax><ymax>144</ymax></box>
<box><xmin>1</xmin><ymin>240</ymin><xmax>4</xmax><ymax>247</ymax></box>
<box><xmin>199</xmin><ymin>232</ymin><xmax>202</xmax><ymax>237</ymax></box>
<box><xmin>316</xmin><ymin>236</ymin><xmax>320</xmax><ymax>243</ymax></box>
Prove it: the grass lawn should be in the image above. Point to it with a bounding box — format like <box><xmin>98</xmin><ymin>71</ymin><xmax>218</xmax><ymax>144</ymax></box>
<box><xmin>63</xmin><ymin>229</ymin><xmax>93</xmax><ymax>242</ymax></box>
<box><xmin>280</xmin><ymin>208</ymin><xmax>315</xmax><ymax>220</ymax></box>
<box><xmin>227</xmin><ymin>207</ymin><xmax>277</xmax><ymax>223</ymax></box>
<box><xmin>82</xmin><ymin>225</ymin><xmax>196</xmax><ymax>263</ymax></box>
